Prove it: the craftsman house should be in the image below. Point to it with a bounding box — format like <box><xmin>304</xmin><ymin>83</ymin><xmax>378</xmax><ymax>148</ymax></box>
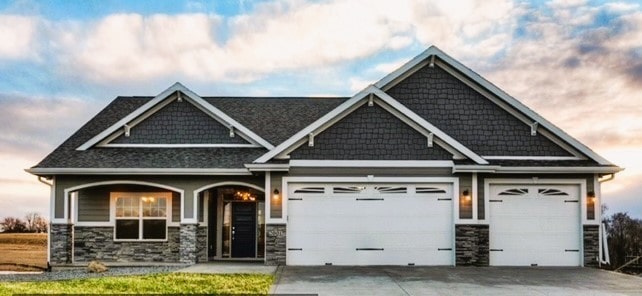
<box><xmin>29</xmin><ymin>46</ymin><xmax>621</xmax><ymax>267</ymax></box>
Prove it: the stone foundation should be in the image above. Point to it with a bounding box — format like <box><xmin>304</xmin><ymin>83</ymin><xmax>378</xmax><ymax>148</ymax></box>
<box><xmin>583</xmin><ymin>225</ymin><xmax>599</xmax><ymax>267</ymax></box>
<box><xmin>196</xmin><ymin>226</ymin><xmax>207</xmax><ymax>263</ymax></box>
<box><xmin>455</xmin><ymin>224</ymin><xmax>489</xmax><ymax>266</ymax></box>
<box><xmin>73</xmin><ymin>227</ymin><xmax>180</xmax><ymax>262</ymax></box>
<box><xmin>50</xmin><ymin>224</ymin><xmax>73</xmax><ymax>264</ymax></box>
<box><xmin>180</xmin><ymin>224</ymin><xmax>197</xmax><ymax>264</ymax></box>
<box><xmin>265</xmin><ymin>224</ymin><xmax>286</xmax><ymax>265</ymax></box>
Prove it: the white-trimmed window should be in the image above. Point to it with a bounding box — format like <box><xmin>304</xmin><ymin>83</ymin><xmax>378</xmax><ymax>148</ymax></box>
<box><xmin>112</xmin><ymin>192</ymin><xmax>171</xmax><ymax>241</ymax></box>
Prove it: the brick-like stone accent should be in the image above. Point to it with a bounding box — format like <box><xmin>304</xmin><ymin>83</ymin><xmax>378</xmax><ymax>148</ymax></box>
<box><xmin>583</xmin><ymin>225</ymin><xmax>599</xmax><ymax>267</ymax></box>
<box><xmin>73</xmin><ymin>227</ymin><xmax>180</xmax><ymax>263</ymax></box>
<box><xmin>180</xmin><ymin>224</ymin><xmax>197</xmax><ymax>264</ymax></box>
<box><xmin>455</xmin><ymin>224</ymin><xmax>489</xmax><ymax>266</ymax></box>
<box><xmin>290</xmin><ymin>104</ymin><xmax>453</xmax><ymax>160</ymax></box>
<box><xmin>265</xmin><ymin>224</ymin><xmax>286</xmax><ymax>265</ymax></box>
<box><xmin>112</xmin><ymin>98</ymin><xmax>249</xmax><ymax>145</ymax></box>
<box><xmin>196</xmin><ymin>226</ymin><xmax>208</xmax><ymax>263</ymax></box>
<box><xmin>50</xmin><ymin>224</ymin><xmax>73</xmax><ymax>264</ymax></box>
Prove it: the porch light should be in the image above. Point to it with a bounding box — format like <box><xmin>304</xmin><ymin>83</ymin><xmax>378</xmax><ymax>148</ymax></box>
<box><xmin>462</xmin><ymin>189</ymin><xmax>471</xmax><ymax>202</ymax></box>
<box><xmin>273</xmin><ymin>189</ymin><xmax>280</xmax><ymax>200</ymax></box>
<box><xmin>588</xmin><ymin>191</ymin><xmax>596</xmax><ymax>204</ymax></box>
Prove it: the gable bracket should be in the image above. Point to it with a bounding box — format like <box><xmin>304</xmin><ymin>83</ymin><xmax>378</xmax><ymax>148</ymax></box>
<box><xmin>124</xmin><ymin>124</ymin><xmax>131</xmax><ymax>137</ymax></box>
<box><xmin>308</xmin><ymin>133</ymin><xmax>315</xmax><ymax>147</ymax></box>
<box><xmin>530</xmin><ymin>122</ymin><xmax>539</xmax><ymax>136</ymax></box>
<box><xmin>368</xmin><ymin>93</ymin><xmax>374</xmax><ymax>107</ymax></box>
<box><xmin>177</xmin><ymin>91</ymin><xmax>183</xmax><ymax>102</ymax></box>
<box><xmin>229</xmin><ymin>126</ymin><xmax>235</xmax><ymax>138</ymax></box>
<box><xmin>427</xmin><ymin>133</ymin><xmax>434</xmax><ymax>148</ymax></box>
<box><xmin>429</xmin><ymin>55</ymin><xmax>435</xmax><ymax>68</ymax></box>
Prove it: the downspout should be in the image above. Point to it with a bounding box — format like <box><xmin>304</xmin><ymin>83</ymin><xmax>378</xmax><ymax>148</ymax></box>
<box><xmin>598</xmin><ymin>174</ymin><xmax>616</xmax><ymax>266</ymax></box>
<box><xmin>37</xmin><ymin>176</ymin><xmax>53</xmax><ymax>271</ymax></box>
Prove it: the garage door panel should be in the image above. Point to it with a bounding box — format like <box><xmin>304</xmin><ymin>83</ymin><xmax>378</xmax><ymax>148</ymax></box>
<box><xmin>287</xmin><ymin>182</ymin><xmax>453</xmax><ymax>266</ymax></box>
<box><xmin>489</xmin><ymin>184</ymin><xmax>581</xmax><ymax>267</ymax></box>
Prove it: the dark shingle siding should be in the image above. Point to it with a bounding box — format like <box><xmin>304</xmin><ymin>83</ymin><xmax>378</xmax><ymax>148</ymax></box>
<box><xmin>290</xmin><ymin>104</ymin><xmax>452</xmax><ymax>160</ymax></box>
<box><xmin>111</xmin><ymin>99</ymin><xmax>248</xmax><ymax>144</ymax></box>
<box><xmin>386</xmin><ymin>64</ymin><xmax>573</xmax><ymax>157</ymax></box>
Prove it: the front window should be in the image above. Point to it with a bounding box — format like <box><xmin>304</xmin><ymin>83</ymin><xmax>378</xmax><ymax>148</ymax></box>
<box><xmin>113</xmin><ymin>192</ymin><xmax>169</xmax><ymax>240</ymax></box>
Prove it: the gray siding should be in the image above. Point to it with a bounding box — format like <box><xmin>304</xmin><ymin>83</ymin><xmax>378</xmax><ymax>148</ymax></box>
<box><xmin>386</xmin><ymin>63</ymin><xmax>573</xmax><ymax>156</ymax></box>
<box><xmin>290</xmin><ymin>104</ymin><xmax>453</xmax><ymax>160</ymax></box>
<box><xmin>77</xmin><ymin>188</ymin><xmax>110</xmax><ymax>222</ymax></box>
<box><xmin>112</xmin><ymin>98</ymin><xmax>249</xmax><ymax>145</ymax></box>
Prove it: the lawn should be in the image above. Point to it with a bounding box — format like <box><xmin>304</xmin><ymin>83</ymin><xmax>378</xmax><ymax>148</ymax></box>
<box><xmin>0</xmin><ymin>233</ymin><xmax>47</xmax><ymax>271</ymax></box>
<box><xmin>0</xmin><ymin>273</ymin><xmax>274</xmax><ymax>294</ymax></box>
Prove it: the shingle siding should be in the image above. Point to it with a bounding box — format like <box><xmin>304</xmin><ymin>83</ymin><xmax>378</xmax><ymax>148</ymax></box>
<box><xmin>291</xmin><ymin>104</ymin><xmax>453</xmax><ymax>160</ymax></box>
<box><xmin>386</xmin><ymin>64</ymin><xmax>573</xmax><ymax>156</ymax></box>
<box><xmin>112</xmin><ymin>99</ymin><xmax>248</xmax><ymax>145</ymax></box>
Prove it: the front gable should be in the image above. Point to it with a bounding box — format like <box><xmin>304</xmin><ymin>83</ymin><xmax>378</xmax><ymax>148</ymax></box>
<box><xmin>290</xmin><ymin>103</ymin><xmax>453</xmax><ymax>160</ymax></box>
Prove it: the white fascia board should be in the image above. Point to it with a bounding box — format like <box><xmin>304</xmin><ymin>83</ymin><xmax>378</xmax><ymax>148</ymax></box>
<box><xmin>289</xmin><ymin>160</ymin><xmax>454</xmax><ymax>168</ymax></box>
<box><xmin>495</xmin><ymin>166</ymin><xmax>623</xmax><ymax>174</ymax></box>
<box><xmin>99</xmin><ymin>143</ymin><xmax>261</xmax><ymax>148</ymax></box>
<box><xmin>254</xmin><ymin>87</ymin><xmax>373</xmax><ymax>163</ymax></box>
<box><xmin>452</xmin><ymin>165</ymin><xmax>501</xmax><ymax>173</ymax></box>
<box><xmin>371</xmin><ymin>87</ymin><xmax>488</xmax><ymax>164</ymax></box>
<box><xmin>482</xmin><ymin>156</ymin><xmax>583</xmax><ymax>160</ymax></box>
<box><xmin>284</xmin><ymin>176</ymin><xmax>459</xmax><ymax>184</ymax></box>
<box><xmin>375</xmin><ymin>46</ymin><xmax>615</xmax><ymax>166</ymax></box>
<box><xmin>77</xmin><ymin>82</ymin><xmax>274</xmax><ymax>151</ymax></box>
<box><xmin>244</xmin><ymin>163</ymin><xmax>290</xmax><ymax>171</ymax></box>
<box><xmin>26</xmin><ymin>168</ymin><xmax>251</xmax><ymax>175</ymax></box>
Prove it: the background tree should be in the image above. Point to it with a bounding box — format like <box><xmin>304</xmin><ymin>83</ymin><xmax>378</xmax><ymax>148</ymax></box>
<box><xmin>603</xmin><ymin>209</ymin><xmax>642</xmax><ymax>269</ymax></box>
<box><xmin>0</xmin><ymin>217</ymin><xmax>27</xmax><ymax>233</ymax></box>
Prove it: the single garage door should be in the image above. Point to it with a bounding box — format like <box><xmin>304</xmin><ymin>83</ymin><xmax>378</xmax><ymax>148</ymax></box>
<box><xmin>286</xmin><ymin>183</ymin><xmax>453</xmax><ymax>266</ymax></box>
<box><xmin>489</xmin><ymin>184</ymin><xmax>581</xmax><ymax>266</ymax></box>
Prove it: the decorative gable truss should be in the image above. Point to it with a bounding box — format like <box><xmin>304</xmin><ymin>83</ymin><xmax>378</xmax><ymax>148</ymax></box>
<box><xmin>254</xmin><ymin>85</ymin><xmax>489</xmax><ymax>165</ymax></box>
<box><xmin>375</xmin><ymin>46</ymin><xmax>613</xmax><ymax>165</ymax></box>
<box><xmin>77</xmin><ymin>83</ymin><xmax>275</xmax><ymax>150</ymax></box>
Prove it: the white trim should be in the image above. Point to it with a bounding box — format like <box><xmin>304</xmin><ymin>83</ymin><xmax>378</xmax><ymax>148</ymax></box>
<box><xmin>99</xmin><ymin>143</ymin><xmax>261</xmax><ymax>148</ymax></box>
<box><xmin>452</xmin><ymin>165</ymin><xmax>622</xmax><ymax>174</ymax></box>
<box><xmin>482</xmin><ymin>156</ymin><xmax>583</xmax><ymax>160</ymax></box>
<box><xmin>484</xmin><ymin>178</ymin><xmax>587</xmax><ymax>266</ymax></box>
<box><xmin>77</xmin><ymin>82</ymin><xmax>274</xmax><ymax>151</ymax></box>
<box><xmin>245</xmin><ymin>163</ymin><xmax>290</xmax><ymax>172</ymax></box>
<box><xmin>375</xmin><ymin>46</ymin><xmax>613</xmax><ymax>165</ymax></box>
<box><xmin>472</xmin><ymin>172</ymin><xmax>478</xmax><ymax>221</ymax></box>
<box><xmin>289</xmin><ymin>160</ymin><xmax>454</xmax><ymax>168</ymax></box>
<box><xmin>254</xmin><ymin>85</ymin><xmax>487</xmax><ymax>164</ymax></box>
<box><xmin>27</xmin><ymin>168</ymin><xmax>251</xmax><ymax>175</ymax></box>
<box><xmin>191</xmin><ymin>181</ymin><xmax>265</xmax><ymax>225</ymax></box>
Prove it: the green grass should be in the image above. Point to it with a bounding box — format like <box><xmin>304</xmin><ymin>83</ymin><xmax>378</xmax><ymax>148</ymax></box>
<box><xmin>0</xmin><ymin>273</ymin><xmax>273</xmax><ymax>295</ymax></box>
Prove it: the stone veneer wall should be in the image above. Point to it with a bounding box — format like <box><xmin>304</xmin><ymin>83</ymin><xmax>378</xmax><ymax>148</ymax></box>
<box><xmin>196</xmin><ymin>226</ymin><xmax>207</xmax><ymax>263</ymax></box>
<box><xmin>73</xmin><ymin>227</ymin><xmax>180</xmax><ymax>262</ymax></box>
<box><xmin>583</xmin><ymin>225</ymin><xmax>599</xmax><ymax>267</ymax></box>
<box><xmin>180</xmin><ymin>224</ymin><xmax>197</xmax><ymax>264</ymax></box>
<box><xmin>50</xmin><ymin>224</ymin><xmax>73</xmax><ymax>264</ymax></box>
<box><xmin>455</xmin><ymin>224</ymin><xmax>489</xmax><ymax>266</ymax></box>
<box><xmin>265</xmin><ymin>224</ymin><xmax>286</xmax><ymax>265</ymax></box>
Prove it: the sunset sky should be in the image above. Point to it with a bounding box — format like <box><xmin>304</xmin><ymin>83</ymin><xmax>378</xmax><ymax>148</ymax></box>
<box><xmin>0</xmin><ymin>0</ymin><xmax>640</xmax><ymax>219</ymax></box>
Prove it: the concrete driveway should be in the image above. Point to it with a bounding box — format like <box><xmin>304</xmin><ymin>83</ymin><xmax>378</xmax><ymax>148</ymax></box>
<box><xmin>271</xmin><ymin>266</ymin><xmax>642</xmax><ymax>295</ymax></box>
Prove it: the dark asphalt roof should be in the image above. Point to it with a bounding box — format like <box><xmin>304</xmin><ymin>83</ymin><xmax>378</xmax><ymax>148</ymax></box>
<box><xmin>33</xmin><ymin>96</ymin><xmax>347</xmax><ymax>169</ymax></box>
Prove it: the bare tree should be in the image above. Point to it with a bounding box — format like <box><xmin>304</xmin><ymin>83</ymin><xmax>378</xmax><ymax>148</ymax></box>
<box><xmin>0</xmin><ymin>217</ymin><xmax>27</xmax><ymax>233</ymax></box>
<box><xmin>22</xmin><ymin>213</ymin><xmax>48</xmax><ymax>233</ymax></box>
<box><xmin>604</xmin><ymin>212</ymin><xmax>642</xmax><ymax>268</ymax></box>
<box><xmin>33</xmin><ymin>215</ymin><xmax>48</xmax><ymax>233</ymax></box>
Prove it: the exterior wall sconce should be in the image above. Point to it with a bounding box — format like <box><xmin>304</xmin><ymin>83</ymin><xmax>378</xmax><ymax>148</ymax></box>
<box><xmin>587</xmin><ymin>191</ymin><xmax>596</xmax><ymax>204</ymax></box>
<box><xmin>462</xmin><ymin>189</ymin><xmax>471</xmax><ymax>202</ymax></box>
<box><xmin>272</xmin><ymin>189</ymin><xmax>280</xmax><ymax>200</ymax></box>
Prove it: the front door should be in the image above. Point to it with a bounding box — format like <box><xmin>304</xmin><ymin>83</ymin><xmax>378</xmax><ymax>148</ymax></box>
<box><xmin>231</xmin><ymin>202</ymin><xmax>257</xmax><ymax>258</ymax></box>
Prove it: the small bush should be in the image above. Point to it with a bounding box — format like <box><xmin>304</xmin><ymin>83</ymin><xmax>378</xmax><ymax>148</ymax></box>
<box><xmin>87</xmin><ymin>261</ymin><xmax>108</xmax><ymax>273</ymax></box>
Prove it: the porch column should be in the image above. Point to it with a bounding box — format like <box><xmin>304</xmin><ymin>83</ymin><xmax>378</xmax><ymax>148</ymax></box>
<box><xmin>180</xmin><ymin>190</ymin><xmax>198</xmax><ymax>264</ymax></box>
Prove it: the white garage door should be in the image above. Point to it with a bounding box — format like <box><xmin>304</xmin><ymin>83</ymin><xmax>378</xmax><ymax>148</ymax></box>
<box><xmin>489</xmin><ymin>184</ymin><xmax>581</xmax><ymax>266</ymax></box>
<box><xmin>286</xmin><ymin>183</ymin><xmax>453</xmax><ymax>266</ymax></box>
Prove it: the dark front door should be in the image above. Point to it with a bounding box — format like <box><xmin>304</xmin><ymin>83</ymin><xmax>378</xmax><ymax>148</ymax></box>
<box><xmin>231</xmin><ymin>202</ymin><xmax>256</xmax><ymax>258</ymax></box>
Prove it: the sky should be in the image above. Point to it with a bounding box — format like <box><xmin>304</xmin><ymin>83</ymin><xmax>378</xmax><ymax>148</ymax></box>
<box><xmin>0</xmin><ymin>0</ymin><xmax>640</xmax><ymax>220</ymax></box>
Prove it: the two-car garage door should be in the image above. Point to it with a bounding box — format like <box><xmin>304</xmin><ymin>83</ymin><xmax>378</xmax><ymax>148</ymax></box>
<box><xmin>287</xmin><ymin>183</ymin><xmax>453</xmax><ymax>266</ymax></box>
<box><xmin>488</xmin><ymin>184</ymin><xmax>581</xmax><ymax>266</ymax></box>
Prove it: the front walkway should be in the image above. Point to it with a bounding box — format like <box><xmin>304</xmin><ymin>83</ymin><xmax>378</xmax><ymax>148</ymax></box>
<box><xmin>271</xmin><ymin>266</ymin><xmax>642</xmax><ymax>296</ymax></box>
<box><xmin>177</xmin><ymin>262</ymin><xmax>276</xmax><ymax>274</ymax></box>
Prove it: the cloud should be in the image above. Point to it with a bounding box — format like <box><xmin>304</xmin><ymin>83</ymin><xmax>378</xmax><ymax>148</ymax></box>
<box><xmin>0</xmin><ymin>14</ymin><xmax>39</xmax><ymax>60</ymax></box>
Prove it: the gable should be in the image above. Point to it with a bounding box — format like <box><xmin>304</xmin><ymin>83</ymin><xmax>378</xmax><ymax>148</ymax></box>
<box><xmin>290</xmin><ymin>103</ymin><xmax>453</xmax><ymax>160</ymax></box>
<box><xmin>386</xmin><ymin>63</ymin><xmax>573</xmax><ymax>157</ymax></box>
<box><xmin>109</xmin><ymin>98</ymin><xmax>250</xmax><ymax>145</ymax></box>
